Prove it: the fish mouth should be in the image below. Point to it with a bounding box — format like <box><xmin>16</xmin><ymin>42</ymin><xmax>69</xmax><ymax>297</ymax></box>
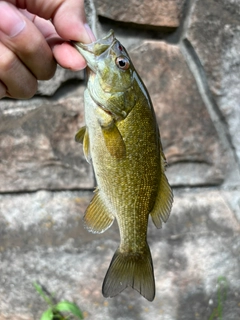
<box><xmin>72</xmin><ymin>30</ymin><xmax>116</xmax><ymax>71</ymax></box>
<box><xmin>74</xmin><ymin>29</ymin><xmax>115</xmax><ymax>55</ymax></box>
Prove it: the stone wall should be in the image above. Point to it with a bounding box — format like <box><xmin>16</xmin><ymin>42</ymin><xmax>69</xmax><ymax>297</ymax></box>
<box><xmin>0</xmin><ymin>0</ymin><xmax>240</xmax><ymax>319</ymax></box>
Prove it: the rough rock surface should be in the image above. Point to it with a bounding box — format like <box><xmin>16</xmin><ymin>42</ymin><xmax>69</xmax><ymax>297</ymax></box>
<box><xmin>185</xmin><ymin>0</ymin><xmax>240</xmax><ymax>163</ymax></box>
<box><xmin>0</xmin><ymin>190</ymin><xmax>239</xmax><ymax>320</ymax></box>
<box><xmin>0</xmin><ymin>0</ymin><xmax>240</xmax><ymax>319</ymax></box>
<box><xmin>0</xmin><ymin>86</ymin><xmax>94</xmax><ymax>192</ymax></box>
<box><xmin>0</xmin><ymin>42</ymin><xmax>229</xmax><ymax>190</ymax></box>
<box><xmin>37</xmin><ymin>66</ymin><xmax>84</xmax><ymax>96</ymax></box>
<box><xmin>95</xmin><ymin>0</ymin><xmax>186</xmax><ymax>28</ymax></box>
<box><xmin>130</xmin><ymin>41</ymin><xmax>227</xmax><ymax>186</ymax></box>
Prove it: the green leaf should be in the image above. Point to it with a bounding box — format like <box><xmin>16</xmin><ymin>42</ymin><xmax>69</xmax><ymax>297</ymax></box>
<box><xmin>208</xmin><ymin>308</ymin><xmax>218</xmax><ymax>320</ymax></box>
<box><xmin>33</xmin><ymin>282</ymin><xmax>53</xmax><ymax>306</ymax></box>
<box><xmin>217</xmin><ymin>276</ymin><xmax>228</xmax><ymax>320</ymax></box>
<box><xmin>208</xmin><ymin>276</ymin><xmax>228</xmax><ymax>320</ymax></box>
<box><xmin>55</xmin><ymin>301</ymin><xmax>83</xmax><ymax>319</ymax></box>
<box><xmin>40</xmin><ymin>308</ymin><xmax>54</xmax><ymax>320</ymax></box>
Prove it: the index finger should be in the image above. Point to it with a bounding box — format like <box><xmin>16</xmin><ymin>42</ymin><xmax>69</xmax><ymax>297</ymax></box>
<box><xmin>6</xmin><ymin>0</ymin><xmax>95</xmax><ymax>43</ymax></box>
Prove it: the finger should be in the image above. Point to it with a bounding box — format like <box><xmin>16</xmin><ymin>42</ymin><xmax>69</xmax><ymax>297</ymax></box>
<box><xmin>19</xmin><ymin>8</ymin><xmax>93</xmax><ymax>70</ymax></box>
<box><xmin>0</xmin><ymin>81</ymin><xmax>7</xmax><ymax>99</ymax></box>
<box><xmin>51</xmin><ymin>0</ymin><xmax>96</xmax><ymax>42</ymax></box>
<box><xmin>4</xmin><ymin>0</ymin><xmax>95</xmax><ymax>43</ymax></box>
<box><xmin>26</xmin><ymin>13</ymin><xmax>86</xmax><ymax>69</ymax></box>
<box><xmin>52</xmin><ymin>42</ymin><xmax>87</xmax><ymax>70</ymax></box>
<box><xmin>19</xmin><ymin>9</ymin><xmax>62</xmax><ymax>47</ymax></box>
<box><xmin>0</xmin><ymin>2</ymin><xmax>56</xmax><ymax>80</ymax></box>
<box><xmin>0</xmin><ymin>42</ymin><xmax>37</xmax><ymax>99</ymax></box>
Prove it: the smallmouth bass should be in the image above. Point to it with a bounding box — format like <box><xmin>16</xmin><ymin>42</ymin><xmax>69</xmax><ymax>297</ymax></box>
<box><xmin>73</xmin><ymin>30</ymin><xmax>173</xmax><ymax>301</ymax></box>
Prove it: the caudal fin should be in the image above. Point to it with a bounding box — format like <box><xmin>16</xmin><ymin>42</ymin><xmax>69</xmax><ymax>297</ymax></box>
<box><xmin>102</xmin><ymin>244</ymin><xmax>155</xmax><ymax>301</ymax></box>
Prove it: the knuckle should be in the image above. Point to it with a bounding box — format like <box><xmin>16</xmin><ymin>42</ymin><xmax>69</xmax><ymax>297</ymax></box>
<box><xmin>0</xmin><ymin>48</ymin><xmax>16</xmax><ymax>73</ymax></box>
<box><xmin>21</xmin><ymin>38</ymin><xmax>57</xmax><ymax>80</ymax></box>
<box><xmin>1</xmin><ymin>30</ymin><xmax>56</xmax><ymax>81</ymax></box>
<box><xmin>20</xmin><ymin>80</ymin><xmax>38</xmax><ymax>99</ymax></box>
<box><xmin>0</xmin><ymin>81</ymin><xmax>7</xmax><ymax>99</ymax></box>
<box><xmin>20</xmin><ymin>31</ymin><xmax>44</xmax><ymax>57</ymax></box>
<box><xmin>0</xmin><ymin>49</ymin><xmax>38</xmax><ymax>99</ymax></box>
<box><xmin>9</xmin><ymin>78</ymin><xmax>37</xmax><ymax>99</ymax></box>
<box><xmin>37</xmin><ymin>60</ymin><xmax>57</xmax><ymax>80</ymax></box>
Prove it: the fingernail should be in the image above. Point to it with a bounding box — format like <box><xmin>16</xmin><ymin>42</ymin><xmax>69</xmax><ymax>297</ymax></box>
<box><xmin>0</xmin><ymin>2</ymin><xmax>26</xmax><ymax>37</ymax></box>
<box><xmin>84</xmin><ymin>24</ymin><xmax>96</xmax><ymax>42</ymax></box>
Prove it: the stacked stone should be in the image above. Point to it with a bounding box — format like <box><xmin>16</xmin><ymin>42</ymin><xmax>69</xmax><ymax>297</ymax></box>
<box><xmin>0</xmin><ymin>0</ymin><xmax>239</xmax><ymax>319</ymax></box>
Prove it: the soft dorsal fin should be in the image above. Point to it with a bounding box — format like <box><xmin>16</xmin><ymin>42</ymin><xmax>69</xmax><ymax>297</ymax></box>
<box><xmin>83</xmin><ymin>188</ymin><xmax>115</xmax><ymax>233</ymax></box>
<box><xmin>101</xmin><ymin>123</ymin><xmax>126</xmax><ymax>159</ymax></box>
<box><xmin>150</xmin><ymin>154</ymin><xmax>173</xmax><ymax>228</ymax></box>
<box><xmin>75</xmin><ymin>126</ymin><xmax>91</xmax><ymax>163</ymax></box>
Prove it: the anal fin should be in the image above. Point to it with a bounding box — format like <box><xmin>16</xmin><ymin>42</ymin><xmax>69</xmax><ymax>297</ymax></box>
<box><xmin>150</xmin><ymin>154</ymin><xmax>173</xmax><ymax>228</ymax></box>
<box><xmin>84</xmin><ymin>189</ymin><xmax>114</xmax><ymax>233</ymax></box>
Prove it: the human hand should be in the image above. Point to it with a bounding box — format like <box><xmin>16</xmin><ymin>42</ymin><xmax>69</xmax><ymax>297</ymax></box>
<box><xmin>0</xmin><ymin>0</ymin><xmax>95</xmax><ymax>99</ymax></box>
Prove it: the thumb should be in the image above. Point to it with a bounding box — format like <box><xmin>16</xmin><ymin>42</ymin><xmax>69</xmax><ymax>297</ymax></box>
<box><xmin>51</xmin><ymin>0</ymin><xmax>96</xmax><ymax>43</ymax></box>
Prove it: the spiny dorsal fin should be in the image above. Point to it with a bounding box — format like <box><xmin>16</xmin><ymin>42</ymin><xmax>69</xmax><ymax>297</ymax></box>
<box><xmin>84</xmin><ymin>189</ymin><xmax>114</xmax><ymax>233</ymax></box>
<box><xmin>102</xmin><ymin>244</ymin><xmax>155</xmax><ymax>301</ymax></box>
<box><xmin>101</xmin><ymin>123</ymin><xmax>126</xmax><ymax>159</ymax></box>
<box><xmin>150</xmin><ymin>154</ymin><xmax>173</xmax><ymax>228</ymax></box>
<box><xmin>75</xmin><ymin>126</ymin><xmax>91</xmax><ymax>163</ymax></box>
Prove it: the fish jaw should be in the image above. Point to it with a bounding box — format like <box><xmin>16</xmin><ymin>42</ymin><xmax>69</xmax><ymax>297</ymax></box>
<box><xmin>73</xmin><ymin>30</ymin><xmax>138</xmax><ymax>121</ymax></box>
<box><xmin>73</xmin><ymin>44</ymin><xmax>97</xmax><ymax>72</ymax></box>
<box><xmin>72</xmin><ymin>30</ymin><xmax>115</xmax><ymax>73</ymax></box>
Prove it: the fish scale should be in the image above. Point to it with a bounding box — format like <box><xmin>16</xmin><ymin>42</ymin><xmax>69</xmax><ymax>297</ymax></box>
<box><xmin>73</xmin><ymin>30</ymin><xmax>173</xmax><ymax>301</ymax></box>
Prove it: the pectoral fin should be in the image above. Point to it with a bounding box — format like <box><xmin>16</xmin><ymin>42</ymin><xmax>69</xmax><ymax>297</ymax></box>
<box><xmin>150</xmin><ymin>154</ymin><xmax>173</xmax><ymax>228</ymax></box>
<box><xmin>75</xmin><ymin>126</ymin><xmax>86</xmax><ymax>144</ymax></box>
<box><xmin>75</xmin><ymin>126</ymin><xmax>91</xmax><ymax>163</ymax></box>
<box><xmin>84</xmin><ymin>188</ymin><xmax>115</xmax><ymax>233</ymax></box>
<box><xmin>101</xmin><ymin>123</ymin><xmax>126</xmax><ymax>159</ymax></box>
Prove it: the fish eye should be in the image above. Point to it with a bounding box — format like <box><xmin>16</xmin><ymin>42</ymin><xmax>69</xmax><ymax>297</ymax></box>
<box><xmin>115</xmin><ymin>56</ymin><xmax>130</xmax><ymax>70</ymax></box>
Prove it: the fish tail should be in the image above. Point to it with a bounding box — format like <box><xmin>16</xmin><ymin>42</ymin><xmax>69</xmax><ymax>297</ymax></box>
<box><xmin>102</xmin><ymin>243</ymin><xmax>155</xmax><ymax>301</ymax></box>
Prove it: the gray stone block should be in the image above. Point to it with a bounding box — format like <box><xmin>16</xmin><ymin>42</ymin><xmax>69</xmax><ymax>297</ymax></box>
<box><xmin>0</xmin><ymin>86</ymin><xmax>94</xmax><ymax>192</ymax></box>
<box><xmin>129</xmin><ymin>41</ymin><xmax>228</xmax><ymax>186</ymax></box>
<box><xmin>186</xmin><ymin>0</ymin><xmax>240</xmax><ymax>164</ymax></box>
<box><xmin>0</xmin><ymin>190</ymin><xmax>239</xmax><ymax>319</ymax></box>
<box><xmin>94</xmin><ymin>0</ymin><xmax>186</xmax><ymax>28</ymax></box>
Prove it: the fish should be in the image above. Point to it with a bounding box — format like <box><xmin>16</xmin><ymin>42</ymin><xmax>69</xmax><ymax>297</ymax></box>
<box><xmin>73</xmin><ymin>30</ymin><xmax>173</xmax><ymax>302</ymax></box>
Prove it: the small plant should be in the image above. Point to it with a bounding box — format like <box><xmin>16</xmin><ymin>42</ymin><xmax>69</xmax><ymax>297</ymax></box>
<box><xmin>208</xmin><ymin>276</ymin><xmax>228</xmax><ymax>320</ymax></box>
<box><xmin>34</xmin><ymin>282</ymin><xmax>84</xmax><ymax>320</ymax></box>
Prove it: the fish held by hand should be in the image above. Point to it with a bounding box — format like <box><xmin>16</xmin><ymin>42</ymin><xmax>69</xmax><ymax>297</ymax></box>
<box><xmin>73</xmin><ymin>30</ymin><xmax>173</xmax><ymax>302</ymax></box>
